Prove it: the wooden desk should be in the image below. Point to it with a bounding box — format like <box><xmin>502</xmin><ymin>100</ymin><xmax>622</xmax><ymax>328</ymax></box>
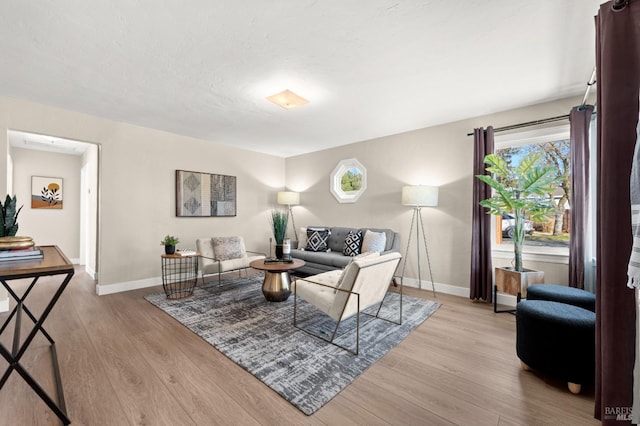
<box><xmin>0</xmin><ymin>246</ymin><xmax>74</xmax><ymax>425</ymax></box>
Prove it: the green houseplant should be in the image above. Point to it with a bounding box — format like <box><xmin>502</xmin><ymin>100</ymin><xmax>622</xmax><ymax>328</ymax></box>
<box><xmin>477</xmin><ymin>152</ymin><xmax>560</xmax><ymax>271</ymax></box>
<box><xmin>0</xmin><ymin>195</ymin><xmax>23</xmax><ymax>237</ymax></box>
<box><xmin>270</xmin><ymin>209</ymin><xmax>288</xmax><ymax>258</ymax></box>
<box><xmin>476</xmin><ymin>152</ymin><xmax>561</xmax><ymax>301</ymax></box>
<box><xmin>160</xmin><ymin>235</ymin><xmax>180</xmax><ymax>255</ymax></box>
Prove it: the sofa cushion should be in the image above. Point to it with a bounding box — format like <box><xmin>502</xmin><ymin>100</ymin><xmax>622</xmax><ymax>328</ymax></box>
<box><xmin>293</xmin><ymin>250</ymin><xmax>351</xmax><ymax>268</ymax></box>
<box><xmin>306</xmin><ymin>227</ymin><xmax>330</xmax><ymax>252</ymax></box>
<box><xmin>299</xmin><ymin>227</ymin><xmax>307</xmax><ymax>248</ymax></box>
<box><xmin>212</xmin><ymin>236</ymin><xmax>245</xmax><ymax>260</ymax></box>
<box><xmin>361</xmin><ymin>228</ymin><xmax>396</xmax><ymax>251</ymax></box>
<box><xmin>343</xmin><ymin>230</ymin><xmax>363</xmax><ymax>256</ymax></box>
<box><xmin>362</xmin><ymin>230</ymin><xmax>386</xmax><ymax>253</ymax></box>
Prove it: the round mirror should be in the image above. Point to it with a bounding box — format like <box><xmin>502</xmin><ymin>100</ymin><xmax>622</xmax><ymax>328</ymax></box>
<box><xmin>330</xmin><ymin>158</ymin><xmax>367</xmax><ymax>203</ymax></box>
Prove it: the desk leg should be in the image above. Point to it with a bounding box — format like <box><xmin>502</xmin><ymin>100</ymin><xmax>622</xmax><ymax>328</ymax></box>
<box><xmin>0</xmin><ymin>272</ymin><xmax>73</xmax><ymax>425</ymax></box>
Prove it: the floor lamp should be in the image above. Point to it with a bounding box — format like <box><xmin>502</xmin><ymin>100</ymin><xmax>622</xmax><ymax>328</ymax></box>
<box><xmin>277</xmin><ymin>191</ymin><xmax>300</xmax><ymax>245</ymax></box>
<box><xmin>401</xmin><ymin>185</ymin><xmax>438</xmax><ymax>296</ymax></box>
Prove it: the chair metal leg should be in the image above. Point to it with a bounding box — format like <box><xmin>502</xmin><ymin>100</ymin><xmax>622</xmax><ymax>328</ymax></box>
<box><xmin>293</xmin><ymin>292</ymin><xmax>363</xmax><ymax>355</ymax></box>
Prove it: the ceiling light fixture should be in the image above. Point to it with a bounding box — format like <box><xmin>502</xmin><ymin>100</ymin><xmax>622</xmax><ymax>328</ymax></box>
<box><xmin>266</xmin><ymin>89</ymin><xmax>309</xmax><ymax>110</ymax></box>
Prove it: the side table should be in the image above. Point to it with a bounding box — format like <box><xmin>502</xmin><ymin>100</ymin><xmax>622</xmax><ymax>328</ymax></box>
<box><xmin>249</xmin><ymin>258</ymin><xmax>305</xmax><ymax>302</ymax></box>
<box><xmin>0</xmin><ymin>245</ymin><xmax>75</xmax><ymax>425</ymax></box>
<box><xmin>161</xmin><ymin>253</ymin><xmax>199</xmax><ymax>299</ymax></box>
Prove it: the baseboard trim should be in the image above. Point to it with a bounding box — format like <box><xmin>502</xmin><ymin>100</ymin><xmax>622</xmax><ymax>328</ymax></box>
<box><xmin>401</xmin><ymin>277</ymin><xmax>469</xmax><ymax>298</ymax></box>
<box><xmin>400</xmin><ymin>277</ymin><xmax>517</xmax><ymax>307</ymax></box>
<box><xmin>98</xmin><ymin>273</ymin><xmax>519</xmax><ymax>309</ymax></box>
<box><xmin>96</xmin><ymin>276</ymin><xmax>162</xmax><ymax>295</ymax></box>
<box><xmin>85</xmin><ymin>265</ymin><xmax>97</xmax><ymax>280</ymax></box>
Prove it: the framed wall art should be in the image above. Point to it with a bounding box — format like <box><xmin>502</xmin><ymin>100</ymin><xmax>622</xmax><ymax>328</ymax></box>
<box><xmin>31</xmin><ymin>176</ymin><xmax>63</xmax><ymax>209</ymax></box>
<box><xmin>176</xmin><ymin>170</ymin><xmax>237</xmax><ymax>217</ymax></box>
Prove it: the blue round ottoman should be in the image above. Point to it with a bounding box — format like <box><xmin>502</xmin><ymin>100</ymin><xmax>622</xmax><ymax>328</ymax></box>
<box><xmin>526</xmin><ymin>284</ymin><xmax>595</xmax><ymax>312</ymax></box>
<box><xmin>516</xmin><ymin>300</ymin><xmax>595</xmax><ymax>394</ymax></box>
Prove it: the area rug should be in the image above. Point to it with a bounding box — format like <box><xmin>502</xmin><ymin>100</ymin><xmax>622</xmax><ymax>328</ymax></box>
<box><xmin>145</xmin><ymin>275</ymin><xmax>440</xmax><ymax>415</ymax></box>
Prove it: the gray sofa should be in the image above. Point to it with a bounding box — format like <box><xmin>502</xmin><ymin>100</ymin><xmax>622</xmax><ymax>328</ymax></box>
<box><xmin>290</xmin><ymin>226</ymin><xmax>400</xmax><ymax>276</ymax></box>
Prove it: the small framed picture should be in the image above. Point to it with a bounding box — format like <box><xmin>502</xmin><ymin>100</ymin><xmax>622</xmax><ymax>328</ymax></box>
<box><xmin>31</xmin><ymin>176</ymin><xmax>63</xmax><ymax>209</ymax></box>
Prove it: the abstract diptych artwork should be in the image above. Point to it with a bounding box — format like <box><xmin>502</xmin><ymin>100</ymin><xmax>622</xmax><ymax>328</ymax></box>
<box><xmin>176</xmin><ymin>170</ymin><xmax>236</xmax><ymax>217</ymax></box>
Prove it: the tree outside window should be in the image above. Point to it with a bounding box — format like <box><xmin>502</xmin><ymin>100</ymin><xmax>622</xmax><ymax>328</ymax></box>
<box><xmin>496</xmin><ymin>139</ymin><xmax>570</xmax><ymax>248</ymax></box>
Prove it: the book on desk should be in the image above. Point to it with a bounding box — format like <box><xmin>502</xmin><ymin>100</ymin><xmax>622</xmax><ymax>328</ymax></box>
<box><xmin>0</xmin><ymin>246</ymin><xmax>44</xmax><ymax>262</ymax></box>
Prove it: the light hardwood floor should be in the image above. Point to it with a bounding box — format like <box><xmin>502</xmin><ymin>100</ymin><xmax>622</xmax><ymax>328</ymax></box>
<box><xmin>0</xmin><ymin>268</ymin><xmax>597</xmax><ymax>425</ymax></box>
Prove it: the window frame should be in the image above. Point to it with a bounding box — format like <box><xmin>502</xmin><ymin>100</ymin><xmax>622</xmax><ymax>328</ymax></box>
<box><xmin>491</xmin><ymin>124</ymin><xmax>571</xmax><ymax>264</ymax></box>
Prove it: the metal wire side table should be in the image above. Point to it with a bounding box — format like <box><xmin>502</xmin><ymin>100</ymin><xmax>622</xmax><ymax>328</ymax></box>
<box><xmin>161</xmin><ymin>253</ymin><xmax>199</xmax><ymax>299</ymax></box>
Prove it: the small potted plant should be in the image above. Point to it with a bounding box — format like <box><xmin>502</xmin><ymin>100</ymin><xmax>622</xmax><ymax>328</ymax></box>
<box><xmin>0</xmin><ymin>194</ymin><xmax>23</xmax><ymax>238</ymax></box>
<box><xmin>160</xmin><ymin>235</ymin><xmax>180</xmax><ymax>255</ymax></box>
<box><xmin>269</xmin><ymin>209</ymin><xmax>288</xmax><ymax>259</ymax></box>
<box><xmin>476</xmin><ymin>152</ymin><xmax>561</xmax><ymax>297</ymax></box>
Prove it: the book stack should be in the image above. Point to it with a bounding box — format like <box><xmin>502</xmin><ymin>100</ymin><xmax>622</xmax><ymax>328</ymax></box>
<box><xmin>0</xmin><ymin>236</ymin><xmax>43</xmax><ymax>262</ymax></box>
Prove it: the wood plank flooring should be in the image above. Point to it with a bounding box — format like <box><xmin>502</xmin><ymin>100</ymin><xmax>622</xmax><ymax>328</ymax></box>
<box><xmin>0</xmin><ymin>268</ymin><xmax>598</xmax><ymax>425</ymax></box>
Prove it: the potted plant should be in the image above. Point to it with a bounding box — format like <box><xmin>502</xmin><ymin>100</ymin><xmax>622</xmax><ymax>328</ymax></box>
<box><xmin>160</xmin><ymin>235</ymin><xmax>180</xmax><ymax>255</ymax></box>
<box><xmin>476</xmin><ymin>152</ymin><xmax>561</xmax><ymax>297</ymax></box>
<box><xmin>269</xmin><ymin>209</ymin><xmax>288</xmax><ymax>258</ymax></box>
<box><xmin>0</xmin><ymin>195</ymin><xmax>23</xmax><ymax>237</ymax></box>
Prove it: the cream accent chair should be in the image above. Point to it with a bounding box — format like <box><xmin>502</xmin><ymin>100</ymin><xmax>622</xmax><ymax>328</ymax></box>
<box><xmin>293</xmin><ymin>252</ymin><xmax>402</xmax><ymax>355</ymax></box>
<box><xmin>196</xmin><ymin>236</ymin><xmax>265</xmax><ymax>285</ymax></box>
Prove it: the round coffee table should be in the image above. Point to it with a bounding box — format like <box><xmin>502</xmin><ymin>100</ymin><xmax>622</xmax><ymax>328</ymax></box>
<box><xmin>250</xmin><ymin>258</ymin><xmax>305</xmax><ymax>302</ymax></box>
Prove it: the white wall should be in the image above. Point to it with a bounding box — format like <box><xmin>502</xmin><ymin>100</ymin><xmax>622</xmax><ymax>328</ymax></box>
<box><xmin>0</xmin><ymin>96</ymin><xmax>285</xmax><ymax>294</ymax></box>
<box><xmin>10</xmin><ymin>147</ymin><xmax>82</xmax><ymax>260</ymax></box>
<box><xmin>285</xmin><ymin>96</ymin><xmax>582</xmax><ymax>293</ymax></box>
<box><xmin>0</xmin><ymin>94</ymin><xmax>580</xmax><ymax>298</ymax></box>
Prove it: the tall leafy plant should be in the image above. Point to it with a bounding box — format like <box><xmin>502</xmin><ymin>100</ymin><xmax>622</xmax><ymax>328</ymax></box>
<box><xmin>476</xmin><ymin>153</ymin><xmax>561</xmax><ymax>272</ymax></box>
<box><xmin>0</xmin><ymin>195</ymin><xmax>23</xmax><ymax>237</ymax></box>
<box><xmin>270</xmin><ymin>209</ymin><xmax>288</xmax><ymax>244</ymax></box>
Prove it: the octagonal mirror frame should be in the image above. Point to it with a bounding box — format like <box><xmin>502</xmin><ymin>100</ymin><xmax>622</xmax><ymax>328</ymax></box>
<box><xmin>330</xmin><ymin>158</ymin><xmax>367</xmax><ymax>203</ymax></box>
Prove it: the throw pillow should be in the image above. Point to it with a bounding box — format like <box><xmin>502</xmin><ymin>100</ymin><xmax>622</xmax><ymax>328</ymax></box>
<box><xmin>361</xmin><ymin>230</ymin><xmax>386</xmax><ymax>253</ymax></box>
<box><xmin>212</xmin><ymin>236</ymin><xmax>245</xmax><ymax>260</ymax></box>
<box><xmin>305</xmin><ymin>227</ymin><xmax>331</xmax><ymax>252</ymax></box>
<box><xmin>299</xmin><ymin>227</ymin><xmax>307</xmax><ymax>249</ymax></box>
<box><xmin>343</xmin><ymin>230</ymin><xmax>363</xmax><ymax>256</ymax></box>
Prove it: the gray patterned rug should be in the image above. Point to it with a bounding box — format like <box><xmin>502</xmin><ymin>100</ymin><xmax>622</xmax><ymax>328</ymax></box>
<box><xmin>145</xmin><ymin>274</ymin><xmax>440</xmax><ymax>415</ymax></box>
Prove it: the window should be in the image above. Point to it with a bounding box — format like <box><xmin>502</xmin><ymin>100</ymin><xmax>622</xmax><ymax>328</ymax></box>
<box><xmin>330</xmin><ymin>158</ymin><xmax>367</xmax><ymax>203</ymax></box>
<box><xmin>493</xmin><ymin>125</ymin><xmax>571</xmax><ymax>259</ymax></box>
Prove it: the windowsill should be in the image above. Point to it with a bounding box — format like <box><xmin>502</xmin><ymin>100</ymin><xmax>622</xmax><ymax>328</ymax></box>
<box><xmin>492</xmin><ymin>244</ymin><xmax>569</xmax><ymax>264</ymax></box>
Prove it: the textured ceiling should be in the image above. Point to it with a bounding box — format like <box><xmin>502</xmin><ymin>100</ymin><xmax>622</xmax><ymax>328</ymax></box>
<box><xmin>0</xmin><ymin>1</ymin><xmax>602</xmax><ymax>157</ymax></box>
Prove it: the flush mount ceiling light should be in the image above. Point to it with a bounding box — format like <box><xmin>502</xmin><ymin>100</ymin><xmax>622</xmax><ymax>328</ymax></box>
<box><xmin>266</xmin><ymin>89</ymin><xmax>309</xmax><ymax>110</ymax></box>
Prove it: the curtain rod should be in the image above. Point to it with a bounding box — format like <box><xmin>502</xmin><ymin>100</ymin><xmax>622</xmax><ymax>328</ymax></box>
<box><xmin>467</xmin><ymin>67</ymin><xmax>597</xmax><ymax>136</ymax></box>
<box><xmin>466</xmin><ymin>114</ymin><xmax>569</xmax><ymax>136</ymax></box>
<box><xmin>612</xmin><ymin>0</ymin><xmax>628</xmax><ymax>11</ymax></box>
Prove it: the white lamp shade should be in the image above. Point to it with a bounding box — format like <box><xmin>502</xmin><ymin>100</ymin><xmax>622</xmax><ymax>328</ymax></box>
<box><xmin>277</xmin><ymin>191</ymin><xmax>300</xmax><ymax>205</ymax></box>
<box><xmin>402</xmin><ymin>185</ymin><xmax>438</xmax><ymax>207</ymax></box>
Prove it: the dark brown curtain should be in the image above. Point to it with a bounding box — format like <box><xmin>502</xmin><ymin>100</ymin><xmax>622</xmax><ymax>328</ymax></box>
<box><xmin>569</xmin><ymin>105</ymin><xmax>594</xmax><ymax>290</ymax></box>
<box><xmin>470</xmin><ymin>127</ymin><xmax>494</xmax><ymax>302</ymax></box>
<box><xmin>595</xmin><ymin>1</ymin><xmax>640</xmax><ymax>422</ymax></box>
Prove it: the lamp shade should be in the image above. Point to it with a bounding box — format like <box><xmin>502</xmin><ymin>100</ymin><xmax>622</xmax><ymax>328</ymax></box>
<box><xmin>402</xmin><ymin>185</ymin><xmax>438</xmax><ymax>207</ymax></box>
<box><xmin>277</xmin><ymin>191</ymin><xmax>300</xmax><ymax>205</ymax></box>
